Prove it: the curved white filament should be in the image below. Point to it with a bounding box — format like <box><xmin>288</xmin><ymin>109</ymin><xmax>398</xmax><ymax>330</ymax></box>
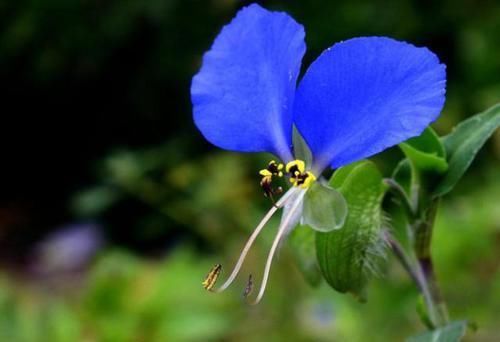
<box><xmin>214</xmin><ymin>187</ymin><xmax>298</xmax><ymax>292</ymax></box>
<box><xmin>247</xmin><ymin>189</ymin><xmax>306</xmax><ymax>304</ymax></box>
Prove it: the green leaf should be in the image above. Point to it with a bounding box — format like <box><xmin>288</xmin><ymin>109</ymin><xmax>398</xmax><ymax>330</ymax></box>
<box><xmin>302</xmin><ymin>182</ymin><xmax>347</xmax><ymax>232</ymax></box>
<box><xmin>399</xmin><ymin>127</ymin><xmax>448</xmax><ymax>173</ymax></box>
<box><xmin>292</xmin><ymin>126</ymin><xmax>313</xmax><ymax>167</ymax></box>
<box><xmin>288</xmin><ymin>225</ymin><xmax>323</xmax><ymax>287</ymax></box>
<box><xmin>434</xmin><ymin>103</ymin><xmax>500</xmax><ymax>196</ymax></box>
<box><xmin>315</xmin><ymin>160</ymin><xmax>387</xmax><ymax>299</ymax></box>
<box><xmin>406</xmin><ymin>321</ymin><xmax>468</xmax><ymax>342</ymax></box>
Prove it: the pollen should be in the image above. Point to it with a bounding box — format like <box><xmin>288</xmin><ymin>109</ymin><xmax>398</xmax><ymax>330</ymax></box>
<box><xmin>259</xmin><ymin>169</ymin><xmax>273</xmax><ymax>177</ymax></box>
<box><xmin>203</xmin><ymin>264</ymin><xmax>222</xmax><ymax>291</ymax></box>
<box><xmin>260</xmin><ymin>160</ymin><xmax>284</xmax><ymax>178</ymax></box>
<box><xmin>286</xmin><ymin>160</ymin><xmax>316</xmax><ymax>189</ymax></box>
<box><xmin>285</xmin><ymin>160</ymin><xmax>305</xmax><ymax>174</ymax></box>
<box><xmin>259</xmin><ymin>160</ymin><xmax>284</xmax><ymax>202</ymax></box>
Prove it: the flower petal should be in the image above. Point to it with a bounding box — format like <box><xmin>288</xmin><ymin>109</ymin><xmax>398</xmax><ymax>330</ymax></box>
<box><xmin>191</xmin><ymin>4</ymin><xmax>306</xmax><ymax>161</ymax></box>
<box><xmin>293</xmin><ymin>37</ymin><xmax>446</xmax><ymax>170</ymax></box>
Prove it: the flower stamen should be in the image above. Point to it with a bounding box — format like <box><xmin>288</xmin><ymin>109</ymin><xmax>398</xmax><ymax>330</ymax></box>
<box><xmin>202</xmin><ymin>264</ymin><xmax>222</xmax><ymax>291</ymax></box>
<box><xmin>243</xmin><ymin>274</ymin><xmax>253</xmax><ymax>298</ymax></box>
<box><xmin>206</xmin><ymin>188</ymin><xmax>297</xmax><ymax>293</ymax></box>
<box><xmin>286</xmin><ymin>160</ymin><xmax>317</xmax><ymax>189</ymax></box>
<box><xmin>259</xmin><ymin>160</ymin><xmax>284</xmax><ymax>204</ymax></box>
<box><xmin>246</xmin><ymin>189</ymin><xmax>306</xmax><ymax>305</ymax></box>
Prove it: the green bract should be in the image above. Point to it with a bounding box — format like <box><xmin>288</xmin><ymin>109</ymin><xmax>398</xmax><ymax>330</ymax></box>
<box><xmin>315</xmin><ymin>160</ymin><xmax>387</xmax><ymax>299</ymax></box>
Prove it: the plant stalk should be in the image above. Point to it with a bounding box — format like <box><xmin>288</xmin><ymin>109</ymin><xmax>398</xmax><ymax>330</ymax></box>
<box><xmin>384</xmin><ymin>178</ymin><xmax>417</xmax><ymax>218</ymax></box>
<box><xmin>384</xmin><ymin>231</ymin><xmax>438</xmax><ymax>328</ymax></box>
<box><xmin>413</xmin><ymin>198</ymin><xmax>449</xmax><ymax>325</ymax></box>
<box><xmin>385</xmin><ymin>180</ymin><xmax>449</xmax><ymax>328</ymax></box>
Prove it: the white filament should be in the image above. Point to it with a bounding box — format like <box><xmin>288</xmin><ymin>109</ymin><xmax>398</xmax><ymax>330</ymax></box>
<box><xmin>247</xmin><ymin>189</ymin><xmax>306</xmax><ymax>305</ymax></box>
<box><xmin>214</xmin><ymin>187</ymin><xmax>298</xmax><ymax>292</ymax></box>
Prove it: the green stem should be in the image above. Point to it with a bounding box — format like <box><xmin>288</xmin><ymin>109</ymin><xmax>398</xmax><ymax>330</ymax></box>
<box><xmin>384</xmin><ymin>230</ymin><xmax>438</xmax><ymax>328</ymax></box>
<box><xmin>413</xmin><ymin>198</ymin><xmax>449</xmax><ymax>325</ymax></box>
<box><xmin>384</xmin><ymin>176</ymin><xmax>449</xmax><ymax>328</ymax></box>
<box><xmin>384</xmin><ymin>178</ymin><xmax>417</xmax><ymax>218</ymax></box>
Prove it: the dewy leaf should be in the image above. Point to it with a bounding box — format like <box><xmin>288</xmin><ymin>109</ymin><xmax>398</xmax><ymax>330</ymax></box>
<box><xmin>292</xmin><ymin>126</ymin><xmax>313</xmax><ymax>167</ymax></box>
<box><xmin>399</xmin><ymin>127</ymin><xmax>448</xmax><ymax>173</ymax></box>
<box><xmin>315</xmin><ymin>160</ymin><xmax>387</xmax><ymax>299</ymax></box>
<box><xmin>434</xmin><ymin>103</ymin><xmax>500</xmax><ymax>196</ymax></box>
<box><xmin>406</xmin><ymin>320</ymin><xmax>468</xmax><ymax>342</ymax></box>
<box><xmin>302</xmin><ymin>182</ymin><xmax>347</xmax><ymax>232</ymax></box>
<box><xmin>288</xmin><ymin>224</ymin><xmax>323</xmax><ymax>287</ymax></box>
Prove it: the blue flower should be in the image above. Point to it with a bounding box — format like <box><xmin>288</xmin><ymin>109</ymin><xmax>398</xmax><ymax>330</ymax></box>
<box><xmin>192</xmin><ymin>4</ymin><xmax>446</xmax><ymax>303</ymax></box>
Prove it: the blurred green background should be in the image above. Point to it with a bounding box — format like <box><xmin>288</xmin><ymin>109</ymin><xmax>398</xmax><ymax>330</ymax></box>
<box><xmin>0</xmin><ymin>0</ymin><xmax>499</xmax><ymax>341</ymax></box>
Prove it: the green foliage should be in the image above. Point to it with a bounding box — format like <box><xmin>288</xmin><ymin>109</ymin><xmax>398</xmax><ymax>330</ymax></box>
<box><xmin>397</xmin><ymin>104</ymin><xmax>500</xmax><ymax>199</ymax></box>
<box><xmin>288</xmin><ymin>225</ymin><xmax>323</xmax><ymax>287</ymax></box>
<box><xmin>316</xmin><ymin>161</ymin><xmax>387</xmax><ymax>299</ymax></box>
<box><xmin>399</xmin><ymin>127</ymin><xmax>448</xmax><ymax>174</ymax></box>
<box><xmin>384</xmin><ymin>103</ymin><xmax>499</xmax><ymax>339</ymax></box>
<box><xmin>0</xmin><ymin>171</ymin><xmax>499</xmax><ymax>341</ymax></box>
<box><xmin>395</xmin><ymin>103</ymin><xmax>500</xmax><ymax>204</ymax></box>
<box><xmin>434</xmin><ymin>103</ymin><xmax>500</xmax><ymax>196</ymax></box>
<box><xmin>0</xmin><ymin>278</ymin><xmax>81</xmax><ymax>342</ymax></box>
<box><xmin>407</xmin><ymin>321</ymin><xmax>467</xmax><ymax>342</ymax></box>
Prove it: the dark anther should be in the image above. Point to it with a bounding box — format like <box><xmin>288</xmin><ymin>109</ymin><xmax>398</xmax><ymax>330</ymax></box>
<box><xmin>267</xmin><ymin>162</ymin><xmax>280</xmax><ymax>174</ymax></box>
<box><xmin>243</xmin><ymin>274</ymin><xmax>253</xmax><ymax>298</ymax></box>
<box><xmin>288</xmin><ymin>164</ymin><xmax>300</xmax><ymax>175</ymax></box>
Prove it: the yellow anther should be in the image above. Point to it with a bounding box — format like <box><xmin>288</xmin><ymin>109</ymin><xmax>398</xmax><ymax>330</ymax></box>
<box><xmin>300</xmin><ymin>171</ymin><xmax>317</xmax><ymax>189</ymax></box>
<box><xmin>259</xmin><ymin>169</ymin><xmax>273</xmax><ymax>177</ymax></box>
<box><xmin>203</xmin><ymin>264</ymin><xmax>222</xmax><ymax>291</ymax></box>
<box><xmin>260</xmin><ymin>160</ymin><xmax>286</xmax><ymax>203</ymax></box>
<box><xmin>262</xmin><ymin>161</ymin><xmax>284</xmax><ymax>178</ymax></box>
<box><xmin>285</xmin><ymin>159</ymin><xmax>316</xmax><ymax>189</ymax></box>
<box><xmin>286</xmin><ymin>160</ymin><xmax>305</xmax><ymax>174</ymax></box>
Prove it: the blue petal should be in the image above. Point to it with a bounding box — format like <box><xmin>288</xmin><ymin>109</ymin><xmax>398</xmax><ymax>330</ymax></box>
<box><xmin>191</xmin><ymin>4</ymin><xmax>306</xmax><ymax>162</ymax></box>
<box><xmin>293</xmin><ymin>37</ymin><xmax>446</xmax><ymax>170</ymax></box>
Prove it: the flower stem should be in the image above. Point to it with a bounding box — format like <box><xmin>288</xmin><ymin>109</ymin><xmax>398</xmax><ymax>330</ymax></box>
<box><xmin>384</xmin><ymin>178</ymin><xmax>417</xmax><ymax>218</ymax></box>
<box><xmin>412</xmin><ymin>198</ymin><xmax>449</xmax><ymax>325</ymax></box>
<box><xmin>384</xmin><ymin>230</ymin><xmax>438</xmax><ymax>328</ymax></box>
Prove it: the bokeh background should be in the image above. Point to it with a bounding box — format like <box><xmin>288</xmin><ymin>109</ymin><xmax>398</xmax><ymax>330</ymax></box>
<box><xmin>1</xmin><ymin>0</ymin><xmax>499</xmax><ymax>341</ymax></box>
